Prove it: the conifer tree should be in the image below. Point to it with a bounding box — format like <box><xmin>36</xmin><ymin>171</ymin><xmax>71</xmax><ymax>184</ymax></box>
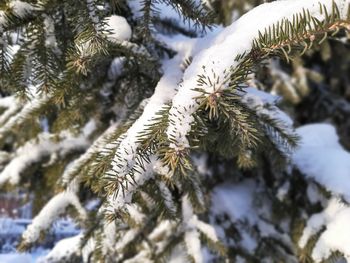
<box><xmin>1</xmin><ymin>0</ymin><xmax>350</xmax><ymax>262</ymax></box>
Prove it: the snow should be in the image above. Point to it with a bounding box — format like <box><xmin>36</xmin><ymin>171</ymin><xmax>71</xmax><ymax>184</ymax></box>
<box><xmin>43</xmin><ymin>15</ymin><xmax>57</xmax><ymax>49</ymax></box>
<box><xmin>0</xmin><ymin>95</ymin><xmax>50</xmax><ymax>139</ymax></box>
<box><xmin>276</xmin><ymin>181</ymin><xmax>290</xmax><ymax>201</ymax></box>
<box><xmin>104</xmin><ymin>35</ymin><xmax>200</xmax><ymax>213</ymax></box>
<box><xmin>0</xmin><ymin>96</ymin><xmax>21</xmax><ymax>127</ymax></box>
<box><xmin>0</xmin><ymin>96</ymin><xmax>16</xmax><ymax>108</ymax></box>
<box><xmin>61</xmin><ymin>122</ymin><xmax>119</xmax><ymax>184</ymax></box>
<box><xmin>168</xmin><ymin>245</ymin><xmax>188</xmax><ymax>263</ymax></box>
<box><xmin>182</xmin><ymin>215</ymin><xmax>220</xmax><ymax>261</ymax></box>
<box><xmin>210</xmin><ymin>180</ymin><xmax>292</xmax><ymax>253</ymax></box>
<box><xmin>21</xmin><ymin>192</ymin><xmax>86</xmax><ymax>245</ymax></box>
<box><xmin>0</xmin><ymin>254</ymin><xmax>32</xmax><ymax>263</ymax></box>
<box><xmin>38</xmin><ymin>234</ymin><xmax>82</xmax><ymax>263</ymax></box>
<box><xmin>105</xmin><ymin>55</ymin><xmax>184</xmax><ymax>199</ymax></box>
<box><xmin>299</xmin><ymin>198</ymin><xmax>350</xmax><ymax>262</ymax></box>
<box><xmin>86</xmin><ymin>0</ymin><xmax>99</xmax><ymax>25</ymax></box>
<box><xmin>166</xmin><ymin>0</ymin><xmax>350</xmax><ymax>149</ymax></box>
<box><xmin>107</xmin><ymin>155</ymin><xmax>156</xmax><ymax>212</ymax></box>
<box><xmin>312</xmin><ymin>206</ymin><xmax>350</xmax><ymax>262</ymax></box>
<box><xmin>104</xmin><ymin>15</ymin><xmax>132</xmax><ymax>42</ymax></box>
<box><xmin>9</xmin><ymin>0</ymin><xmax>36</xmax><ymax>17</ymax></box>
<box><xmin>307</xmin><ymin>183</ymin><xmax>326</xmax><ymax>205</ymax></box>
<box><xmin>0</xmin><ymin>217</ymin><xmax>26</xmax><ymax>237</ymax></box>
<box><xmin>157</xmin><ymin>181</ymin><xmax>176</xmax><ymax>215</ymax></box>
<box><xmin>182</xmin><ymin>195</ymin><xmax>203</xmax><ymax>263</ymax></box>
<box><xmin>101</xmin><ymin>220</ymin><xmax>116</xmax><ymax>254</ymax></box>
<box><xmin>184</xmin><ymin>230</ymin><xmax>202</xmax><ymax>263</ymax></box>
<box><xmin>115</xmin><ymin>229</ymin><xmax>139</xmax><ymax>251</ymax></box>
<box><xmin>126</xmin><ymin>204</ymin><xmax>145</xmax><ymax>224</ymax></box>
<box><xmin>292</xmin><ymin>124</ymin><xmax>350</xmax><ymax>201</ymax></box>
<box><xmin>148</xmin><ymin>220</ymin><xmax>173</xmax><ymax>241</ymax></box>
<box><xmin>108</xmin><ymin>57</ymin><xmax>126</xmax><ymax>80</ymax></box>
<box><xmin>0</xmin><ymin>250</ymin><xmax>49</xmax><ymax>263</ymax></box>
<box><xmin>196</xmin><ymin>220</ymin><xmax>219</xmax><ymax>243</ymax></box>
<box><xmin>0</xmin><ymin>131</ymin><xmax>89</xmax><ymax>186</ymax></box>
<box><xmin>124</xmin><ymin>251</ymin><xmax>153</xmax><ymax>263</ymax></box>
<box><xmin>295</xmin><ymin>124</ymin><xmax>350</xmax><ymax>260</ymax></box>
<box><xmin>0</xmin><ymin>11</ymin><xmax>6</xmax><ymax>30</ymax></box>
<box><xmin>211</xmin><ymin>181</ymin><xmax>255</xmax><ymax>222</ymax></box>
<box><xmin>0</xmin><ymin>216</ymin><xmax>78</xmax><ymax>262</ymax></box>
<box><xmin>1</xmin><ymin>0</ymin><xmax>350</xmax><ymax>261</ymax></box>
<box><xmin>242</xmin><ymin>87</ymin><xmax>294</xmax><ymax>136</ymax></box>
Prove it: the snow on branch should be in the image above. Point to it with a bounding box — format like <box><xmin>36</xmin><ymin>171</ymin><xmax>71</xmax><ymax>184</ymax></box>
<box><xmin>166</xmin><ymin>0</ymin><xmax>350</xmax><ymax>150</ymax></box>
<box><xmin>181</xmin><ymin>194</ymin><xmax>223</xmax><ymax>262</ymax></box>
<box><xmin>0</xmin><ymin>96</ymin><xmax>22</xmax><ymax>126</ymax></box>
<box><xmin>0</xmin><ymin>130</ymin><xmax>89</xmax><ymax>186</ymax></box>
<box><xmin>37</xmin><ymin>234</ymin><xmax>83</xmax><ymax>263</ymax></box>
<box><xmin>103</xmin><ymin>54</ymin><xmax>187</xmax><ymax>201</ymax></box>
<box><xmin>293</xmin><ymin>123</ymin><xmax>350</xmax><ymax>202</ymax></box>
<box><xmin>299</xmin><ymin>198</ymin><xmax>350</xmax><ymax>262</ymax></box>
<box><xmin>0</xmin><ymin>94</ymin><xmax>50</xmax><ymax>140</ymax></box>
<box><xmin>0</xmin><ymin>0</ymin><xmax>39</xmax><ymax>31</ymax></box>
<box><xmin>61</xmin><ymin>122</ymin><xmax>122</xmax><ymax>185</ymax></box>
<box><xmin>19</xmin><ymin>192</ymin><xmax>87</xmax><ymax>248</ymax></box>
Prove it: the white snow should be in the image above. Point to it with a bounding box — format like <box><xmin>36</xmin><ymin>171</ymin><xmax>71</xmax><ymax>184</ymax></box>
<box><xmin>0</xmin><ymin>95</ymin><xmax>51</xmax><ymax>139</ymax></box>
<box><xmin>295</xmin><ymin>124</ymin><xmax>350</xmax><ymax>260</ymax></box>
<box><xmin>108</xmin><ymin>57</ymin><xmax>126</xmax><ymax>80</ymax></box>
<box><xmin>21</xmin><ymin>192</ymin><xmax>86</xmax><ymax>244</ymax></box>
<box><xmin>182</xmin><ymin>195</ymin><xmax>203</xmax><ymax>263</ymax></box>
<box><xmin>0</xmin><ymin>254</ymin><xmax>31</xmax><ymax>263</ymax></box>
<box><xmin>61</xmin><ymin>122</ymin><xmax>119</xmax><ymax>184</ymax></box>
<box><xmin>242</xmin><ymin>87</ymin><xmax>294</xmax><ymax>137</ymax></box>
<box><xmin>0</xmin><ymin>131</ymin><xmax>89</xmax><ymax>186</ymax></box>
<box><xmin>124</xmin><ymin>251</ymin><xmax>153</xmax><ymax>263</ymax></box>
<box><xmin>0</xmin><ymin>250</ymin><xmax>49</xmax><ymax>263</ymax></box>
<box><xmin>157</xmin><ymin>181</ymin><xmax>176</xmax><ymax>215</ymax></box>
<box><xmin>1</xmin><ymin>0</ymin><xmax>350</xmax><ymax>261</ymax></box>
<box><xmin>293</xmin><ymin>124</ymin><xmax>350</xmax><ymax>201</ymax></box>
<box><xmin>86</xmin><ymin>0</ymin><xmax>99</xmax><ymax>25</ymax></box>
<box><xmin>180</xmin><ymin>195</ymin><xmax>219</xmax><ymax>262</ymax></box>
<box><xmin>185</xmin><ymin>230</ymin><xmax>202</xmax><ymax>263</ymax></box>
<box><xmin>211</xmin><ymin>181</ymin><xmax>255</xmax><ymax>222</ymax></box>
<box><xmin>102</xmin><ymin>220</ymin><xmax>116</xmax><ymax>254</ymax></box>
<box><xmin>299</xmin><ymin>198</ymin><xmax>350</xmax><ymax>262</ymax></box>
<box><xmin>126</xmin><ymin>204</ymin><xmax>145</xmax><ymax>224</ymax></box>
<box><xmin>115</xmin><ymin>228</ymin><xmax>139</xmax><ymax>251</ymax></box>
<box><xmin>0</xmin><ymin>96</ymin><xmax>16</xmax><ymax>108</ymax></box>
<box><xmin>43</xmin><ymin>15</ymin><xmax>58</xmax><ymax>48</ymax></box>
<box><xmin>104</xmin><ymin>15</ymin><xmax>132</xmax><ymax>42</ymax></box>
<box><xmin>105</xmin><ymin>55</ymin><xmax>184</xmax><ymax>199</ymax></box>
<box><xmin>196</xmin><ymin>220</ymin><xmax>219</xmax><ymax>243</ymax></box>
<box><xmin>9</xmin><ymin>0</ymin><xmax>36</xmax><ymax>17</ymax></box>
<box><xmin>210</xmin><ymin>180</ymin><xmax>292</xmax><ymax>253</ymax></box>
<box><xmin>148</xmin><ymin>220</ymin><xmax>173</xmax><ymax>241</ymax></box>
<box><xmin>166</xmin><ymin>0</ymin><xmax>350</xmax><ymax>149</ymax></box>
<box><xmin>168</xmin><ymin>245</ymin><xmax>188</xmax><ymax>263</ymax></box>
<box><xmin>107</xmin><ymin>155</ymin><xmax>156</xmax><ymax>212</ymax></box>
<box><xmin>38</xmin><ymin>234</ymin><xmax>82</xmax><ymax>263</ymax></box>
<box><xmin>0</xmin><ymin>11</ymin><xmax>6</xmax><ymax>30</ymax></box>
<box><xmin>0</xmin><ymin>96</ymin><xmax>21</xmax><ymax>126</ymax></box>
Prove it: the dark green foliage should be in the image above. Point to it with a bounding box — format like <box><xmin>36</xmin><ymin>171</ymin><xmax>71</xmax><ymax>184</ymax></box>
<box><xmin>1</xmin><ymin>0</ymin><xmax>350</xmax><ymax>262</ymax></box>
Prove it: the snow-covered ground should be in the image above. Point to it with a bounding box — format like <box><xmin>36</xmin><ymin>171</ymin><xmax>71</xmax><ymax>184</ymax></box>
<box><xmin>0</xmin><ymin>217</ymin><xmax>80</xmax><ymax>263</ymax></box>
<box><xmin>0</xmin><ymin>249</ymin><xmax>49</xmax><ymax>263</ymax></box>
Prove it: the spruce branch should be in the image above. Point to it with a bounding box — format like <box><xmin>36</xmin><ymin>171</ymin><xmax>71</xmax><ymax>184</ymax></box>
<box><xmin>253</xmin><ymin>2</ymin><xmax>350</xmax><ymax>61</ymax></box>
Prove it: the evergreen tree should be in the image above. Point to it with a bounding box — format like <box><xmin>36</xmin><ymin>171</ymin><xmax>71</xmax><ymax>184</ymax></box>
<box><xmin>1</xmin><ymin>0</ymin><xmax>350</xmax><ymax>262</ymax></box>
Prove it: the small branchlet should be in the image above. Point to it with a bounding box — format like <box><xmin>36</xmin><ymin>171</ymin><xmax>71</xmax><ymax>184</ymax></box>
<box><xmin>253</xmin><ymin>2</ymin><xmax>350</xmax><ymax>61</ymax></box>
